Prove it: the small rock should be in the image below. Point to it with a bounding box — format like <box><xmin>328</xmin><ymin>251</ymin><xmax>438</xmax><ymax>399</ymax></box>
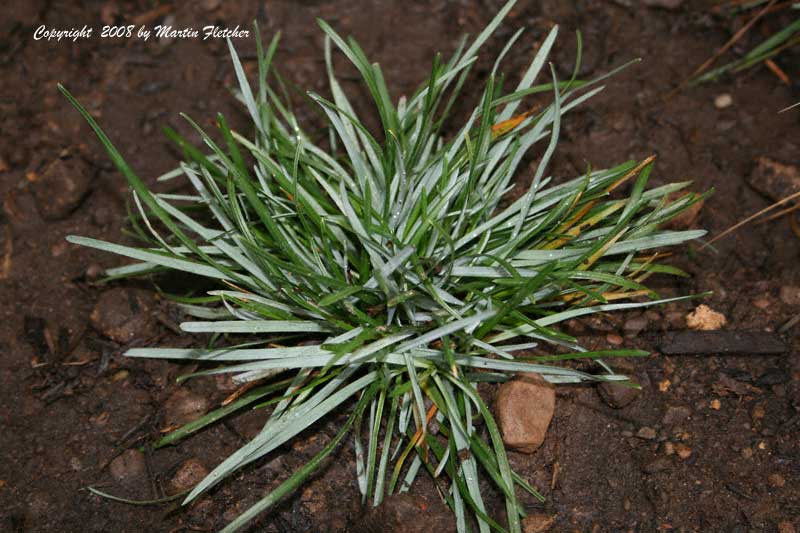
<box><xmin>522</xmin><ymin>513</ymin><xmax>556</xmax><ymax>533</ymax></box>
<box><xmin>662</xmin><ymin>405</ymin><xmax>691</xmax><ymax>426</ymax></box>
<box><xmin>623</xmin><ymin>315</ymin><xmax>649</xmax><ymax>337</ymax></box>
<box><xmin>171</xmin><ymin>459</ymin><xmax>208</xmax><ymax>492</ymax></box>
<box><xmin>674</xmin><ymin>443</ymin><xmax>692</xmax><ymax>459</ymax></box>
<box><xmin>90</xmin><ymin>288</ymin><xmax>158</xmax><ymax>343</ymax></box>
<box><xmin>643</xmin><ymin>457</ymin><xmax>671</xmax><ymax>474</ymax></box>
<box><xmin>752</xmin><ymin>295</ymin><xmax>771</xmax><ymax>310</ymax></box>
<box><xmin>29</xmin><ymin>155</ymin><xmax>93</xmax><ymax>221</ymax></box>
<box><xmin>664</xmin><ymin>310</ymin><xmax>686</xmax><ymax>330</ymax></box>
<box><xmin>597</xmin><ymin>381</ymin><xmax>640</xmax><ymax>409</ymax></box>
<box><xmin>495</xmin><ymin>373</ymin><xmax>555</xmax><ymax>454</ymax></box>
<box><xmin>69</xmin><ymin>457</ymin><xmax>82</xmax><ymax>471</ymax></box>
<box><xmin>685</xmin><ymin>304</ymin><xmax>726</xmax><ymax>331</ymax></box>
<box><xmin>663</xmin><ymin>441</ymin><xmax>675</xmax><ymax>455</ymax></box>
<box><xmin>164</xmin><ymin>388</ymin><xmax>209</xmax><ymax>428</ymax></box>
<box><xmin>606</xmin><ymin>333</ymin><xmax>624</xmax><ymax>346</ymax></box>
<box><xmin>710</xmin><ymin>399</ymin><xmax>721</xmax><ymax>410</ymax></box>
<box><xmin>714</xmin><ymin>93</ymin><xmax>733</xmax><ymax>109</ymax></box>
<box><xmin>85</xmin><ymin>263</ymin><xmax>105</xmax><ymax>281</ymax></box>
<box><xmin>109</xmin><ymin>449</ymin><xmax>146</xmax><ymax>482</ymax></box>
<box><xmin>636</xmin><ymin>426</ymin><xmax>657</xmax><ymax>440</ymax></box>
<box><xmin>748</xmin><ymin>157</ymin><xmax>800</xmax><ymax>203</ymax></box>
<box><xmin>768</xmin><ymin>473</ymin><xmax>786</xmax><ymax>488</ymax></box>
<box><xmin>91</xmin><ymin>205</ymin><xmax>114</xmax><ymax>227</ymax></box>
<box><xmin>779</xmin><ymin>286</ymin><xmax>800</xmax><ymax>306</ymax></box>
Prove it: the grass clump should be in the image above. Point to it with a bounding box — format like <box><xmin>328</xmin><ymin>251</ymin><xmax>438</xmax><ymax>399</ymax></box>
<box><xmin>61</xmin><ymin>1</ymin><xmax>707</xmax><ymax>530</ymax></box>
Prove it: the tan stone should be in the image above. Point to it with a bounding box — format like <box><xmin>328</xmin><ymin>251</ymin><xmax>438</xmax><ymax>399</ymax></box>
<box><xmin>495</xmin><ymin>373</ymin><xmax>555</xmax><ymax>454</ymax></box>
<box><xmin>171</xmin><ymin>458</ymin><xmax>209</xmax><ymax>492</ymax></box>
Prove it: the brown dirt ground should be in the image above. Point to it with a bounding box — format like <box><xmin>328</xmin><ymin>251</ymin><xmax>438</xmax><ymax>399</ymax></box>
<box><xmin>1</xmin><ymin>0</ymin><xmax>799</xmax><ymax>531</ymax></box>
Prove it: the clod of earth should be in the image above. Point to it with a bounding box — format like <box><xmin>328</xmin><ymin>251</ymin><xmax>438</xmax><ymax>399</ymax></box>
<box><xmin>163</xmin><ymin>388</ymin><xmax>209</xmax><ymax>428</ymax></box>
<box><xmin>636</xmin><ymin>426</ymin><xmax>657</xmax><ymax>440</ymax></box>
<box><xmin>170</xmin><ymin>459</ymin><xmax>209</xmax><ymax>493</ymax></box>
<box><xmin>495</xmin><ymin>373</ymin><xmax>556</xmax><ymax>454</ymax></box>
<box><xmin>109</xmin><ymin>449</ymin><xmax>146</xmax><ymax>483</ymax></box>
<box><xmin>521</xmin><ymin>513</ymin><xmax>557</xmax><ymax>533</ymax></box>
<box><xmin>662</xmin><ymin>405</ymin><xmax>691</xmax><ymax>426</ymax></box>
<box><xmin>90</xmin><ymin>288</ymin><xmax>158</xmax><ymax>343</ymax></box>
<box><xmin>779</xmin><ymin>285</ymin><xmax>800</xmax><ymax>306</ymax></box>
<box><xmin>598</xmin><ymin>381</ymin><xmax>640</xmax><ymax>409</ymax></box>
<box><xmin>29</xmin><ymin>155</ymin><xmax>93</xmax><ymax>221</ymax></box>
<box><xmin>685</xmin><ymin>304</ymin><xmax>727</xmax><ymax>331</ymax></box>
<box><xmin>748</xmin><ymin>157</ymin><xmax>800</xmax><ymax>203</ymax></box>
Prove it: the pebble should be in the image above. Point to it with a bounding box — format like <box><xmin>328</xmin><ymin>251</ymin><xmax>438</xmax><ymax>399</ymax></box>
<box><xmin>85</xmin><ymin>263</ymin><xmax>105</xmax><ymax>281</ymax></box>
<box><xmin>637</xmin><ymin>426</ymin><xmax>657</xmax><ymax>440</ymax></box>
<box><xmin>768</xmin><ymin>473</ymin><xmax>786</xmax><ymax>488</ymax></box>
<box><xmin>495</xmin><ymin>373</ymin><xmax>555</xmax><ymax>453</ymax></box>
<box><xmin>170</xmin><ymin>458</ymin><xmax>209</xmax><ymax>492</ymax></box>
<box><xmin>597</xmin><ymin>381</ymin><xmax>640</xmax><ymax>409</ymax></box>
<box><xmin>522</xmin><ymin>513</ymin><xmax>556</xmax><ymax>533</ymax></box>
<box><xmin>663</xmin><ymin>441</ymin><xmax>675</xmax><ymax>455</ymax></box>
<box><xmin>714</xmin><ymin>93</ymin><xmax>733</xmax><ymax>109</ymax></box>
<box><xmin>752</xmin><ymin>295</ymin><xmax>771</xmax><ymax>310</ymax></box>
<box><xmin>623</xmin><ymin>315</ymin><xmax>649</xmax><ymax>337</ymax></box>
<box><xmin>91</xmin><ymin>205</ymin><xmax>114</xmax><ymax>227</ymax></box>
<box><xmin>109</xmin><ymin>449</ymin><xmax>146</xmax><ymax>482</ymax></box>
<box><xmin>606</xmin><ymin>333</ymin><xmax>624</xmax><ymax>346</ymax></box>
<box><xmin>662</xmin><ymin>405</ymin><xmax>691</xmax><ymax>426</ymax></box>
<box><xmin>685</xmin><ymin>304</ymin><xmax>727</xmax><ymax>331</ymax></box>
<box><xmin>664</xmin><ymin>310</ymin><xmax>686</xmax><ymax>330</ymax></box>
<box><xmin>674</xmin><ymin>443</ymin><xmax>692</xmax><ymax>459</ymax></box>
<box><xmin>164</xmin><ymin>388</ymin><xmax>209</xmax><ymax>427</ymax></box>
<box><xmin>29</xmin><ymin>155</ymin><xmax>93</xmax><ymax>221</ymax></box>
<box><xmin>90</xmin><ymin>288</ymin><xmax>158</xmax><ymax>343</ymax></box>
<box><xmin>779</xmin><ymin>286</ymin><xmax>800</xmax><ymax>306</ymax></box>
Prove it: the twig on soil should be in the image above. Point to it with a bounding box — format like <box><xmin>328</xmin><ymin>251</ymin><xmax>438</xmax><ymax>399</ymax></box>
<box><xmin>779</xmin><ymin>314</ymin><xmax>800</xmax><ymax>333</ymax></box>
<box><xmin>764</xmin><ymin>58</ymin><xmax>790</xmax><ymax>84</ymax></box>
<box><xmin>668</xmin><ymin>0</ymin><xmax>778</xmax><ymax>96</ymax></box>
<box><xmin>701</xmin><ymin>189</ymin><xmax>800</xmax><ymax>249</ymax></box>
<box><xmin>0</xmin><ymin>224</ymin><xmax>11</xmax><ymax>279</ymax></box>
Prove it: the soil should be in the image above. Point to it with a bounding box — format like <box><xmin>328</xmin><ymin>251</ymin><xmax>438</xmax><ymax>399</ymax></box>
<box><xmin>2</xmin><ymin>0</ymin><xmax>799</xmax><ymax>531</ymax></box>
